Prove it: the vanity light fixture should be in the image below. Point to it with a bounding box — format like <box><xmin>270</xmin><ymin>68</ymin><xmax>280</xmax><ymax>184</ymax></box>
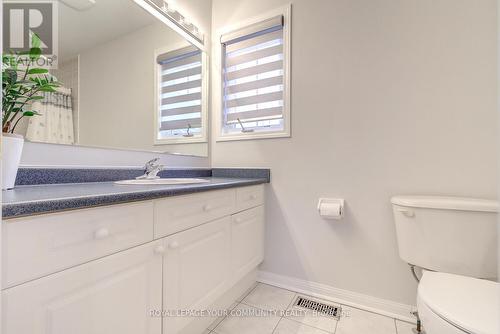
<box><xmin>133</xmin><ymin>0</ymin><xmax>205</xmax><ymax>50</ymax></box>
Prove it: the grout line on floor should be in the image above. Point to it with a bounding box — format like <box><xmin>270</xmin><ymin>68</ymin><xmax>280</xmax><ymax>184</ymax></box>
<box><xmin>240</xmin><ymin>283</ymin><xmax>298</xmax><ymax>313</ymax></box>
<box><xmin>209</xmin><ymin>284</ymin><xmax>262</xmax><ymax>333</ymax></box>
<box><xmin>229</xmin><ymin>302</ymin><xmax>239</xmax><ymax>311</ymax></box>
<box><xmin>284</xmin><ymin>316</ymin><xmax>337</xmax><ymax>333</ymax></box>
<box><xmin>210</xmin><ymin>316</ymin><xmax>226</xmax><ymax>332</ymax></box>
<box><xmin>284</xmin><ymin>292</ymin><xmax>298</xmax><ymax>310</ymax></box>
<box><xmin>239</xmin><ymin>301</ymin><xmax>267</xmax><ymax>311</ymax></box>
<box><xmin>338</xmin><ymin>302</ymin><xmax>399</xmax><ymax>321</ymax></box>
<box><xmin>213</xmin><ymin>300</ymin><xmax>243</xmax><ymax>330</ymax></box>
<box><xmin>238</xmin><ymin>282</ymin><xmax>259</xmax><ymax>302</ymax></box>
<box><xmin>270</xmin><ymin>315</ymin><xmax>285</xmax><ymax>334</ymax></box>
<box><xmin>238</xmin><ymin>299</ymin><xmax>297</xmax><ymax>315</ymax></box>
<box><xmin>209</xmin><ymin>284</ymin><xmax>408</xmax><ymax>334</ymax></box>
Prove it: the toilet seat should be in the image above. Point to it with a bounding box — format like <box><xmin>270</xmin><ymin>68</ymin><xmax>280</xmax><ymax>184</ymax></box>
<box><xmin>417</xmin><ymin>272</ymin><xmax>499</xmax><ymax>334</ymax></box>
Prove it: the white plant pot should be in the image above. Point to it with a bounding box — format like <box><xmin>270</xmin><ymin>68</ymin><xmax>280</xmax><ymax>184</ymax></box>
<box><xmin>2</xmin><ymin>133</ymin><xmax>24</xmax><ymax>190</ymax></box>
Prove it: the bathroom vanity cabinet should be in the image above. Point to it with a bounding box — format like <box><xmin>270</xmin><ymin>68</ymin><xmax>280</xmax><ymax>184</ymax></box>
<box><xmin>2</xmin><ymin>185</ymin><xmax>265</xmax><ymax>334</ymax></box>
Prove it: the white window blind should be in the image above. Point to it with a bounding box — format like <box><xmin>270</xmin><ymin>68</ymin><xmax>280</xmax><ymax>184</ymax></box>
<box><xmin>157</xmin><ymin>45</ymin><xmax>202</xmax><ymax>139</ymax></box>
<box><xmin>221</xmin><ymin>15</ymin><xmax>285</xmax><ymax>135</ymax></box>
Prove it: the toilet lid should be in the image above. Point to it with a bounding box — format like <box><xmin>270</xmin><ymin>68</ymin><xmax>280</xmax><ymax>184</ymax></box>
<box><xmin>418</xmin><ymin>272</ymin><xmax>499</xmax><ymax>334</ymax></box>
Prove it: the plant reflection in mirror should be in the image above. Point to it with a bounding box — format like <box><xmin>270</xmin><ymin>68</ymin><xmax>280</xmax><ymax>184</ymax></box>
<box><xmin>2</xmin><ymin>34</ymin><xmax>61</xmax><ymax>133</ymax></box>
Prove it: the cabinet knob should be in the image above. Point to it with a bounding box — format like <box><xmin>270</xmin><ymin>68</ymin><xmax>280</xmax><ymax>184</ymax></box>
<box><xmin>203</xmin><ymin>204</ymin><xmax>212</xmax><ymax>212</ymax></box>
<box><xmin>94</xmin><ymin>228</ymin><xmax>110</xmax><ymax>240</ymax></box>
<box><xmin>169</xmin><ymin>241</ymin><xmax>180</xmax><ymax>249</ymax></box>
<box><xmin>250</xmin><ymin>194</ymin><xmax>258</xmax><ymax>200</ymax></box>
<box><xmin>154</xmin><ymin>245</ymin><xmax>166</xmax><ymax>254</ymax></box>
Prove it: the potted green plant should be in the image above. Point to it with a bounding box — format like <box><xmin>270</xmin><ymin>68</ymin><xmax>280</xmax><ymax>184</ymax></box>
<box><xmin>2</xmin><ymin>34</ymin><xmax>60</xmax><ymax>190</ymax></box>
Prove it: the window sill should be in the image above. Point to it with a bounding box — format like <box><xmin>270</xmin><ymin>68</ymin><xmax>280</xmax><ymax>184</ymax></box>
<box><xmin>216</xmin><ymin>130</ymin><xmax>290</xmax><ymax>142</ymax></box>
<box><xmin>154</xmin><ymin>136</ymin><xmax>207</xmax><ymax>145</ymax></box>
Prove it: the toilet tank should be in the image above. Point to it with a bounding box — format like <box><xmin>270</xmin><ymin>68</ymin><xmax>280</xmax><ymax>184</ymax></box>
<box><xmin>391</xmin><ymin>196</ymin><xmax>498</xmax><ymax>279</ymax></box>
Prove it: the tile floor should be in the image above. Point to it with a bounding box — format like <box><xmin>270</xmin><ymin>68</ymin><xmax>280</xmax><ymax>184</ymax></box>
<box><xmin>206</xmin><ymin>283</ymin><xmax>416</xmax><ymax>334</ymax></box>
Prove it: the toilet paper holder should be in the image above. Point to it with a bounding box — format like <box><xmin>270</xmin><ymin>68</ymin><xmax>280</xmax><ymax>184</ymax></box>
<box><xmin>317</xmin><ymin>198</ymin><xmax>345</xmax><ymax>219</ymax></box>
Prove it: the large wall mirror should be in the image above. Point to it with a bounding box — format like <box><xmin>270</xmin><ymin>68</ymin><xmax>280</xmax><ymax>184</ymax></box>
<box><xmin>13</xmin><ymin>0</ymin><xmax>209</xmax><ymax>157</ymax></box>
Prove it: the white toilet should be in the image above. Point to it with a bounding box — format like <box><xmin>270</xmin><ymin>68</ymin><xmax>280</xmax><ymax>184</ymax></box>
<box><xmin>391</xmin><ymin>196</ymin><xmax>499</xmax><ymax>334</ymax></box>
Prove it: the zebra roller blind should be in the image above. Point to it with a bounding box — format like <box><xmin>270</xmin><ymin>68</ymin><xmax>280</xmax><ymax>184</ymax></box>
<box><xmin>157</xmin><ymin>45</ymin><xmax>202</xmax><ymax>139</ymax></box>
<box><xmin>221</xmin><ymin>15</ymin><xmax>285</xmax><ymax>133</ymax></box>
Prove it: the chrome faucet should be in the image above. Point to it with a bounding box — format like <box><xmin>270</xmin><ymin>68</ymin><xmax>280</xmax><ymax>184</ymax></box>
<box><xmin>137</xmin><ymin>158</ymin><xmax>164</xmax><ymax>180</ymax></box>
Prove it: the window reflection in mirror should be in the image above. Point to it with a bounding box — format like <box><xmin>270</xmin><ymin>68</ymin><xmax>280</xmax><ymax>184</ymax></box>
<box><xmin>155</xmin><ymin>45</ymin><xmax>208</xmax><ymax>145</ymax></box>
<box><xmin>13</xmin><ymin>0</ymin><xmax>208</xmax><ymax>157</ymax></box>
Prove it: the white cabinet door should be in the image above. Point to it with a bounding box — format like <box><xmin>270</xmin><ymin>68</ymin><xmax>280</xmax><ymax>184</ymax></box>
<box><xmin>163</xmin><ymin>217</ymin><xmax>231</xmax><ymax>334</ymax></box>
<box><xmin>231</xmin><ymin>206</ymin><xmax>265</xmax><ymax>282</ymax></box>
<box><xmin>2</xmin><ymin>241</ymin><xmax>164</xmax><ymax>334</ymax></box>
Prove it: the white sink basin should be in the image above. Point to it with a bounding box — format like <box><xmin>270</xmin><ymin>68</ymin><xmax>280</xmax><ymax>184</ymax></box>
<box><xmin>115</xmin><ymin>178</ymin><xmax>210</xmax><ymax>185</ymax></box>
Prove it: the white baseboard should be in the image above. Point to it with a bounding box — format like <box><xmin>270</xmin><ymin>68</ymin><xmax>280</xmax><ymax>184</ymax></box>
<box><xmin>257</xmin><ymin>270</ymin><xmax>416</xmax><ymax>323</ymax></box>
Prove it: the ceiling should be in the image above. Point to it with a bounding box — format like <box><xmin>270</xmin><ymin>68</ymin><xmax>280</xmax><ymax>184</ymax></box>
<box><xmin>58</xmin><ymin>0</ymin><xmax>157</xmax><ymax>61</ymax></box>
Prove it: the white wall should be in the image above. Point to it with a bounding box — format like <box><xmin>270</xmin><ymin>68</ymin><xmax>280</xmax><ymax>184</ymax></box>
<box><xmin>211</xmin><ymin>0</ymin><xmax>497</xmax><ymax>305</ymax></box>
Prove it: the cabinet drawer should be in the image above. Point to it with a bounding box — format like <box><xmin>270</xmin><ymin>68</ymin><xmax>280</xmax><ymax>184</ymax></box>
<box><xmin>231</xmin><ymin>206</ymin><xmax>265</xmax><ymax>282</ymax></box>
<box><xmin>236</xmin><ymin>185</ymin><xmax>264</xmax><ymax>211</ymax></box>
<box><xmin>154</xmin><ymin>189</ymin><xmax>236</xmax><ymax>238</ymax></box>
<box><xmin>2</xmin><ymin>201</ymin><xmax>154</xmax><ymax>289</ymax></box>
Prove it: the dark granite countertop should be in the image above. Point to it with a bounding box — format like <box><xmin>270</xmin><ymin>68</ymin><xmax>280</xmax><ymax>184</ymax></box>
<box><xmin>3</xmin><ymin>177</ymin><xmax>267</xmax><ymax>219</ymax></box>
<box><xmin>2</xmin><ymin>168</ymin><xmax>270</xmax><ymax>219</ymax></box>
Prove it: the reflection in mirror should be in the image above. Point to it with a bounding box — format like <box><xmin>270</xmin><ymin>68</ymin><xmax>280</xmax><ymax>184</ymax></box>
<box><xmin>155</xmin><ymin>45</ymin><xmax>207</xmax><ymax>145</ymax></box>
<box><xmin>13</xmin><ymin>0</ymin><xmax>208</xmax><ymax>157</ymax></box>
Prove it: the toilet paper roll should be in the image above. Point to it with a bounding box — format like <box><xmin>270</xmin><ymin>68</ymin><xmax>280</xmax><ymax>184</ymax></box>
<box><xmin>318</xmin><ymin>200</ymin><xmax>344</xmax><ymax>219</ymax></box>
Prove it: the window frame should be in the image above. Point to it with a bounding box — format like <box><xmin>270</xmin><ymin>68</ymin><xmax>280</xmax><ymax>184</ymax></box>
<box><xmin>153</xmin><ymin>42</ymin><xmax>209</xmax><ymax>145</ymax></box>
<box><xmin>214</xmin><ymin>4</ymin><xmax>291</xmax><ymax>142</ymax></box>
